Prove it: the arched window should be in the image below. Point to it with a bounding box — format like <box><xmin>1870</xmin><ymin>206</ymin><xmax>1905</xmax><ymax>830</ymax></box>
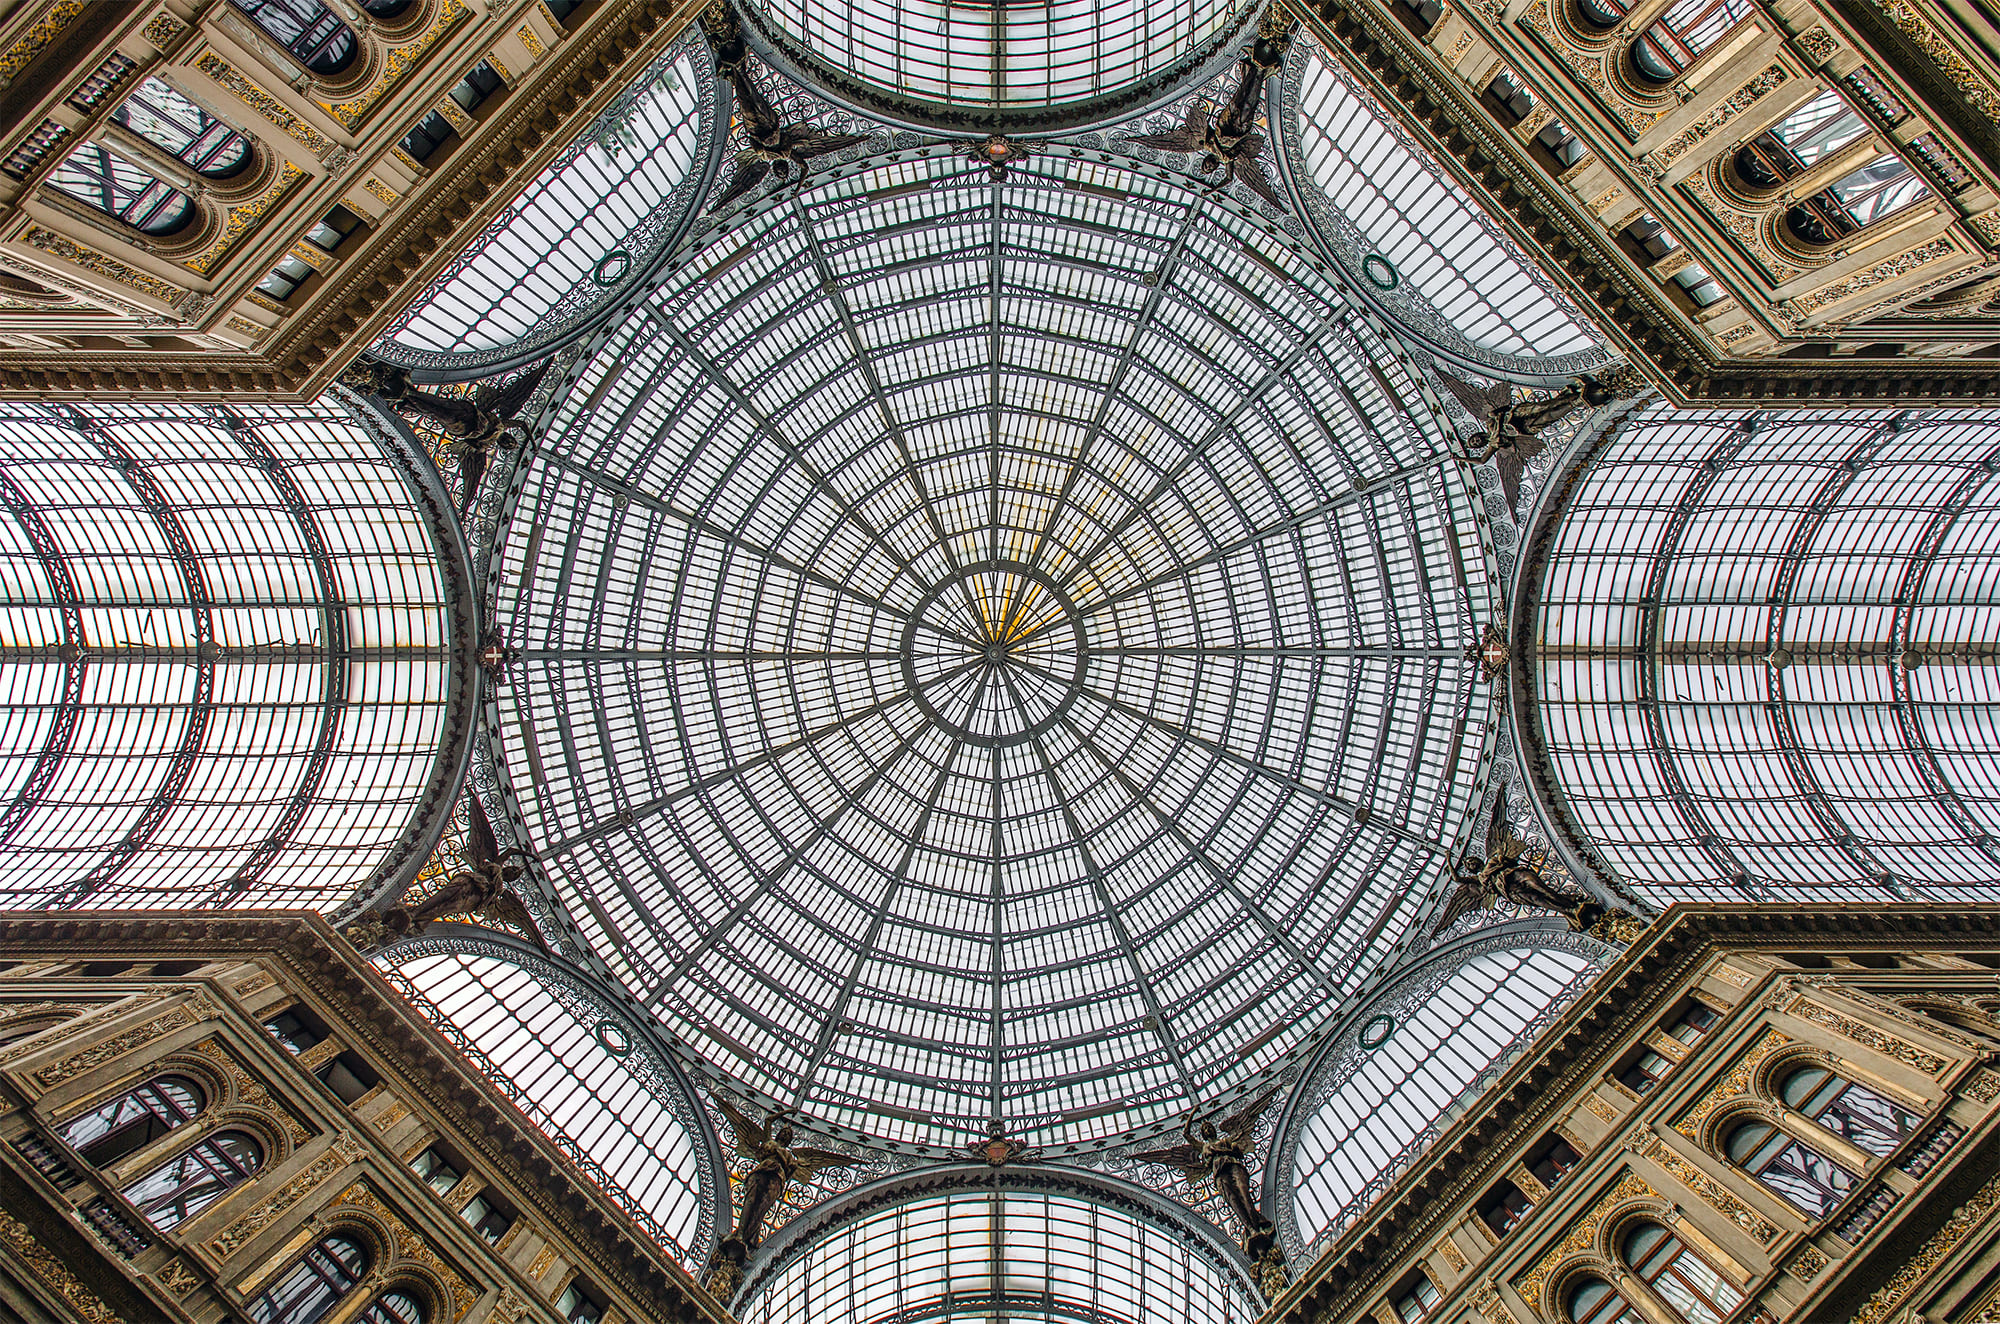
<box><xmin>58</xmin><ymin>1075</ymin><xmax>203</xmax><ymax>1167</ymax></box>
<box><xmin>248</xmin><ymin>1232</ymin><xmax>369</xmax><ymax>1324</ymax></box>
<box><xmin>1725</xmin><ymin>1121</ymin><xmax>1853</xmax><ymax>1218</ymax></box>
<box><xmin>1570</xmin><ymin>1277</ymin><xmax>1647</xmax><ymax>1324</ymax></box>
<box><xmin>361</xmin><ymin>1289</ymin><xmax>428</xmax><ymax>1324</ymax></box>
<box><xmin>230</xmin><ymin>0</ymin><xmax>357</xmax><ymax>76</ymax></box>
<box><xmin>46</xmin><ymin>145</ymin><xmax>193</xmax><ymax>235</ymax></box>
<box><xmin>113</xmin><ymin>79</ymin><xmax>250</xmax><ymax>178</ymax></box>
<box><xmin>1785</xmin><ymin>154</ymin><xmax>1928</xmax><ymax>245</ymax></box>
<box><xmin>121</xmin><ymin>1129</ymin><xmax>262</xmax><ymax>1229</ymax></box>
<box><xmin>1735</xmin><ymin>90</ymin><xmax>1869</xmax><ymax>189</ymax></box>
<box><xmin>1632</xmin><ymin>0</ymin><xmax>1757</xmax><ymax>81</ymax></box>
<box><xmin>1779</xmin><ymin>1065</ymin><xmax>1918</xmax><ymax>1157</ymax></box>
<box><xmin>1623</xmin><ymin>1222</ymin><xmax>1744</xmax><ymax>1324</ymax></box>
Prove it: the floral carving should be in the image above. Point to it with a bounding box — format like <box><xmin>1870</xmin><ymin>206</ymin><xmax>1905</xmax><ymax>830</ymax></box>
<box><xmin>1679</xmin><ymin>171</ymin><xmax>1804</xmax><ymax>283</ymax></box>
<box><xmin>0</xmin><ymin>1207</ymin><xmax>118</xmax><ymax>1322</ymax></box>
<box><xmin>1785</xmin><ymin>237</ymin><xmax>1960</xmax><ymax>317</ymax></box>
<box><xmin>1587</xmin><ymin>186</ymin><xmax>1624</xmax><ymax>218</ymax></box>
<box><xmin>189</xmin><ymin>1038</ymin><xmax>310</xmax><ymax>1145</ymax></box>
<box><xmin>1795</xmin><ymin>25</ymin><xmax>1837</xmax><ymax>62</ymax></box>
<box><xmin>21</xmin><ymin>228</ymin><xmax>186</xmax><ymax>307</ymax></box>
<box><xmin>1715</xmin><ymin>323</ymin><xmax>1758</xmax><ymax>346</ymax></box>
<box><xmin>195</xmin><ymin>53</ymin><xmax>337</xmax><ymax>161</ymax></box>
<box><xmin>141</xmin><ymin>11</ymin><xmax>189</xmax><ymax>51</ymax></box>
<box><xmin>1675</xmin><ymin>1026</ymin><xmax>1790</xmax><ymax>1138</ymax></box>
<box><xmin>1970</xmin><ymin>212</ymin><xmax>2000</xmax><ymax>250</ymax></box>
<box><xmin>1436</xmin><ymin>1234</ymin><xmax>1468</xmax><ymax>1271</ymax></box>
<box><xmin>1443</xmin><ymin>28</ymin><xmax>1475</xmax><ymax>66</ymax></box>
<box><xmin>1713</xmin><ymin>963</ymin><xmax>1754</xmax><ymax>988</ymax></box>
<box><xmin>1652</xmin><ymin>65</ymin><xmax>1788</xmax><ymax>172</ymax></box>
<box><xmin>209</xmin><ymin>1144</ymin><xmax>350</xmax><ymax>1255</ymax></box>
<box><xmin>1852</xmin><ymin>1171</ymin><xmax>2000</xmax><ymax>1324</ymax></box>
<box><xmin>1868</xmin><ymin>0</ymin><xmax>2000</xmax><ymax>119</ymax></box>
<box><xmin>363</xmin><ymin>177</ymin><xmax>400</xmax><ymax>206</ymax></box>
<box><xmin>1517</xmin><ymin>1170</ymin><xmax>1659</xmax><ymax>1307</ymax></box>
<box><xmin>1787</xmin><ymin>995</ymin><xmax>1949</xmax><ymax>1073</ymax></box>
<box><xmin>231</xmin><ymin>971</ymin><xmax>275</xmax><ymax>998</ymax></box>
<box><xmin>0</xmin><ymin>0</ymin><xmax>85</xmax><ymax>83</ymax></box>
<box><xmin>182</xmin><ymin>161</ymin><xmax>306</xmax><ymax>276</ymax></box>
<box><xmin>1585</xmin><ymin>1093</ymin><xmax>1619</xmax><ymax>1122</ymax></box>
<box><xmin>517</xmin><ymin>24</ymin><xmax>547</xmax><ymax>58</ymax></box>
<box><xmin>1645</xmin><ymin>1138</ymin><xmax>1779</xmax><ymax>1243</ymax></box>
<box><xmin>318</xmin><ymin>0</ymin><xmax>466</xmax><ymax>129</ymax></box>
<box><xmin>34</xmin><ymin>1005</ymin><xmax>200</xmax><ymax>1083</ymax></box>
<box><xmin>224</xmin><ymin>314</ymin><xmax>267</xmax><ymax>340</ymax></box>
<box><xmin>331</xmin><ymin>1181</ymin><xmax>477</xmax><ymax>1320</ymax></box>
<box><xmin>1789</xmin><ymin>1245</ymin><xmax>1829</xmax><ymax>1281</ymax></box>
<box><xmin>1519</xmin><ymin>0</ymin><xmax>1653</xmax><ymax>136</ymax></box>
<box><xmin>1966</xmin><ymin>1069</ymin><xmax>2000</xmax><ymax>1103</ymax></box>
<box><xmin>529</xmin><ymin>1242</ymin><xmax>557</xmax><ymax>1279</ymax></box>
<box><xmin>156</xmin><ymin>1258</ymin><xmax>203</xmax><ymax>1294</ymax></box>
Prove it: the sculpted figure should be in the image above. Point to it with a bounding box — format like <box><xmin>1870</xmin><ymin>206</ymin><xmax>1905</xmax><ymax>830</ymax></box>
<box><xmin>705</xmin><ymin>1102</ymin><xmax>857</xmax><ymax>1298</ymax></box>
<box><xmin>1134</xmin><ymin>1087</ymin><xmax>1287</xmax><ymax>1296</ymax></box>
<box><xmin>1127</xmin><ymin>6</ymin><xmax>1294</xmax><ymax>209</ymax></box>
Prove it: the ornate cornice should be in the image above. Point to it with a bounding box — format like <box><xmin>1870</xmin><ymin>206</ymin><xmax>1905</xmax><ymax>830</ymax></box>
<box><xmin>1297</xmin><ymin>0</ymin><xmax>2000</xmax><ymax>405</ymax></box>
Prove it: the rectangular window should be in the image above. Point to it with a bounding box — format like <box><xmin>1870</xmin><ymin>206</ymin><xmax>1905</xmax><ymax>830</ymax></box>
<box><xmin>461</xmin><ymin>1192</ymin><xmax>513</xmax><ymax>1244</ymax></box>
<box><xmin>410</xmin><ymin>1146</ymin><xmax>463</xmax><ymax>1197</ymax></box>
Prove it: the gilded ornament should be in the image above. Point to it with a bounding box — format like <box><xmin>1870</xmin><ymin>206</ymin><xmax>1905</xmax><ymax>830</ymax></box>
<box><xmin>436</xmin><ymin>97</ymin><xmax>475</xmax><ymax>134</ymax></box>
<box><xmin>208</xmin><ymin>1145</ymin><xmax>350</xmax><ymax>1255</ymax></box>
<box><xmin>141</xmin><ymin>11</ymin><xmax>189</xmax><ymax>51</ymax></box>
<box><xmin>1794</xmin><ymin>25</ymin><xmax>1837</xmax><ymax>61</ymax></box>
<box><xmin>224</xmin><ymin>314</ymin><xmax>267</xmax><ymax>339</ymax></box>
<box><xmin>529</xmin><ymin>1242</ymin><xmax>558</xmax><ymax>1279</ymax></box>
<box><xmin>182</xmin><ymin>162</ymin><xmax>307</xmax><ymax>276</ymax></box>
<box><xmin>1675</xmin><ymin>1026</ymin><xmax>1790</xmax><ymax>1138</ymax></box>
<box><xmin>0</xmin><ymin>1207</ymin><xmax>118</xmax><ymax>1323</ymax></box>
<box><xmin>1788</xmin><ymin>1245</ymin><xmax>1829</xmax><ymax>1282</ymax></box>
<box><xmin>0</xmin><ymin>0</ymin><xmax>85</xmax><ymax>83</ymax></box>
<box><xmin>1585</xmin><ymin>1092</ymin><xmax>1619</xmax><ymax>1122</ymax></box>
<box><xmin>330</xmin><ymin>1182</ymin><xmax>477</xmax><ymax>1320</ymax></box>
<box><xmin>1713</xmin><ymin>963</ymin><xmax>1753</xmax><ymax>987</ymax></box>
<box><xmin>35</xmin><ymin>1005</ymin><xmax>198</xmax><ymax>1083</ymax></box>
<box><xmin>362</xmin><ymin>176</ymin><xmax>400</xmax><ymax>206</ymax></box>
<box><xmin>245</xmin><ymin>289</ymin><xmax>289</xmax><ymax>315</ymax></box>
<box><xmin>516</xmin><ymin>24</ymin><xmax>547</xmax><ymax>58</ymax></box>
<box><xmin>1645</xmin><ymin>1138</ymin><xmax>1779</xmax><ymax>1243</ymax></box>
<box><xmin>22</xmin><ymin>228</ymin><xmax>185</xmax><ymax>307</ymax></box>
<box><xmin>373</xmin><ymin>1099</ymin><xmax>410</xmax><ymax>1130</ymax></box>
<box><xmin>194</xmin><ymin>53</ymin><xmax>338</xmax><ymax>161</ymax></box>
<box><xmin>1516</xmin><ymin>1170</ymin><xmax>1659</xmax><ymax>1307</ymax></box>
<box><xmin>318</xmin><ymin>0</ymin><xmax>466</xmax><ymax>129</ymax></box>
<box><xmin>1652</xmin><ymin>65</ymin><xmax>1788</xmax><ymax>171</ymax></box>
<box><xmin>1851</xmin><ymin>1170</ymin><xmax>2000</xmax><ymax>1324</ymax></box>
<box><xmin>189</xmin><ymin>1039</ymin><xmax>310</xmax><ymax>1144</ymax></box>
<box><xmin>1587</xmin><ymin>186</ymin><xmax>1624</xmax><ymax>218</ymax></box>
<box><xmin>1786</xmin><ymin>995</ymin><xmax>1948</xmax><ymax>1074</ymax></box>
<box><xmin>1473</xmin><ymin>1283</ymin><xmax>1518</xmax><ymax>1324</ymax></box>
<box><xmin>1787</xmin><ymin>237</ymin><xmax>1961</xmax><ymax>317</ymax></box>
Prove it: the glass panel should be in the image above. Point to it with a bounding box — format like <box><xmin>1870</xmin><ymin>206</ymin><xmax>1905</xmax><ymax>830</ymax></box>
<box><xmin>46</xmin><ymin>144</ymin><xmax>191</xmax><ymax>234</ymax></box>
<box><xmin>122</xmin><ymin>1130</ymin><xmax>262</xmax><ymax>1228</ymax></box>
<box><xmin>248</xmin><ymin>1234</ymin><xmax>367</xmax><ymax>1324</ymax></box>
<box><xmin>113</xmin><ymin>78</ymin><xmax>250</xmax><ymax>177</ymax></box>
<box><xmin>230</xmin><ymin>0</ymin><xmax>355</xmax><ymax>75</ymax></box>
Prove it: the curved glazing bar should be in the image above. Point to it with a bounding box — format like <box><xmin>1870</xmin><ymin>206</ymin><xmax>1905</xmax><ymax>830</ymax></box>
<box><xmin>735</xmin><ymin>1167</ymin><xmax>1261</xmax><ymax>1324</ymax></box>
<box><xmin>485</xmin><ymin>143</ymin><xmax>1493</xmax><ymax>1154</ymax></box>
<box><xmin>1532</xmin><ymin>406</ymin><xmax>2000</xmax><ymax>903</ymax></box>
<box><xmin>1268</xmin><ymin>928</ymin><xmax>1604</xmax><ymax>1261</ymax></box>
<box><xmin>377</xmin><ymin>933</ymin><xmax>725</xmax><ymax>1269</ymax></box>
<box><xmin>370</xmin><ymin>35</ymin><xmax>725</xmax><ymax>379</ymax></box>
<box><xmin>1273</xmin><ymin>40</ymin><xmax>1610</xmax><ymax>381</ymax></box>
<box><xmin>0</xmin><ymin>400</ymin><xmax>461</xmax><ymax>911</ymax></box>
<box><xmin>736</xmin><ymin>0</ymin><xmax>1260</xmax><ymax>133</ymax></box>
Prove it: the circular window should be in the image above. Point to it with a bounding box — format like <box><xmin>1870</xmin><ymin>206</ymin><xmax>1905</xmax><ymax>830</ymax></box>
<box><xmin>1359</xmin><ymin>1014</ymin><xmax>1396</xmax><ymax>1050</ymax></box>
<box><xmin>595</xmin><ymin>1021</ymin><xmax>633</xmax><ymax>1056</ymax></box>
<box><xmin>592</xmin><ymin>249</ymin><xmax>632</xmax><ymax>287</ymax></box>
<box><xmin>1362</xmin><ymin>253</ymin><xmax>1399</xmax><ymax>290</ymax></box>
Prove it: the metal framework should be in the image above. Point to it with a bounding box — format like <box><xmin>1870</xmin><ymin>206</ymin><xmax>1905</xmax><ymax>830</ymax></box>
<box><xmin>1526</xmin><ymin>406</ymin><xmax>2000</xmax><ymax>902</ymax></box>
<box><xmin>377</xmin><ymin>926</ymin><xmax>729</xmax><ymax>1270</ymax></box>
<box><xmin>481</xmin><ymin>123</ymin><xmax>1497</xmax><ymax>1157</ymax></box>
<box><xmin>733</xmin><ymin>1165</ymin><xmax>1264</xmax><ymax>1323</ymax></box>
<box><xmin>0</xmin><ymin>400</ymin><xmax>467</xmax><ymax>910</ymax></box>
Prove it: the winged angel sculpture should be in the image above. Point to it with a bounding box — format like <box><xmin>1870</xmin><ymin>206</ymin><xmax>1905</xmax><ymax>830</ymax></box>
<box><xmin>337</xmin><ymin>357</ymin><xmax>550</xmax><ymax>516</ymax></box>
<box><xmin>1127</xmin><ymin>6</ymin><xmax>1294</xmax><ymax>209</ymax></box>
<box><xmin>705</xmin><ymin>1101</ymin><xmax>860</xmax><ymax>1298</ymax></box>
<box><xmin>1433</xmin><ymin>805</ymin><xmax>1613</xmax><ymax>936</ymax></box>
<box><xmin>702</xmin><ymin>4</ymin><xmax>865</xmax><ymax>210</ymax></box>
<box><xmin>1436</xmin><ymin>365</ymin><xmax>1645</xmax><ymax>513</ymax></box>
<box><xmin>343</xmin><ymin>798</ymin><xmax>551</xmax><ymax>955</ymax></box>
<box><xmin>1134</xmin><ymin>1088</ymin><xmax>1289</xmax><ymax>1298</ymax></box>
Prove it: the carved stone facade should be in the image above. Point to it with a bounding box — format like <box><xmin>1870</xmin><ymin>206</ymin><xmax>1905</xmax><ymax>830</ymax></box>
<box><xmin>0</xmin><ymin>0</ymin><xmax>699</xmax><ymax>396</ymax></box>
<box><xmin>1276</xmin><ymin>908</ymin><xmax>2000</xmax><ymax>1324</ymax></box>
<box><xmin>1305</xmin><ymin>0</ymin><xmax>2000</xmax><ymax>399</ymax></box>
<box><xmin>0</xmin><ymin>913</ymin><xmax>727</xmax><ymax>1324</ymax></box>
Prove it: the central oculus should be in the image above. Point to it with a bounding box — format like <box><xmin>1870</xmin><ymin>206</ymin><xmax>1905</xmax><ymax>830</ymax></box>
<box><xmin>901</xmin><ymin>563</ymin><xmax>1089</xmax><ymax>749</ymax></box>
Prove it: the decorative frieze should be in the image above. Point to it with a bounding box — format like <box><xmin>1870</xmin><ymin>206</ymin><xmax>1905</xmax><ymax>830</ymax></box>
<box><xmin>1675</xmin><ymin>1026</ymin><xmax>1790</xmax><ymax>1138</ymax></box>
<box><xmin>231</xmin><ymin>971</ymin><xmax>275</xmax><ymax>998</ymax></box>
<box><xmin>1966</xmin><ymin>1069</ymin><xmax>2000</xmax><ymax>1103</ymax></box>
<box><xmin>195</xmin><ymin>53</ymin><xmax>339</xmax><ymax>162</ymax></box>
<box><xmin>517</xmin><ymin>24</ymin><xmax>547</xmax><ymax>58</ymax></box>
<box><xmin>208</xmin><ymin>1143</ymin><xmax>352</xmax><ymax>1256</ymax></box>
<box><xmin>1715</xmin><ymin>322</ymin><xmax>1758</xmax><ymax>346</ymax></box>
<box><xmin>330</xmin><ymin>1181</ymin><xmax>478</xmax><ymax>1320</ymax></box>
<box><xmin>362</xmin><ymin>177</ymin><xmax>400</xmax><ymax>207</ymax></box>
<box><xmin>34</xmin><ymin>1004</ymin><xmax>202</xmax><ymax>1083</ymax></box>
<box><xmin>21</xmin><ymin>228</ymin><xmax>186</xmax><ymax>308</ymax></box>
<box><xmin>1586</xmin><ymin>185</ymin><xmax>1624</xmax><ymax>218</ymax></box>
<box><xmin>188</xmin><ymin>1038</ymin><xmax>310</xmax><ymax>1145</ymax></box>
<box><xmin>1866</xmin><ymin>0</ymin><xmax>2000</xmax><ymax>120</ymax></box>
<box><xmin>1651</xmin><ymin>64</ymin><xmax>1789</xmax><ymax>172</ymax></box>
<box><xmin>1786</xmin><ymin>994</ymin><xmax>1949</xmax><ymax>1073</ymax></box>
<box><xmin>1785</xmin><ymin>236</ymin><xmax>1959</xmax><ymax>317</ymax></box>
<box><xmin>1794</xmin><ymin>25</ymin><xmax>1838</xmax><ymax>63</ymax></box>
<box><xmin>1970</xmin><ymin>212</ymin><xmax>2000</xmax><ymax>250</ymax></box>
<box><xmin>182</xmin><ymin>161</ymin><xmax>306</xmax><ymax>276</ymax></box>
<box><xmin>0</xmin><ymin>0</ymin><xmax>86</xmax><ymax>84</ymax></box>
<box><xmin>1584</xmin><ymin>1093</ymin><xmax>1619</xmax><ymax>1122</ymax></box>
<box><xmin>317</xmin><ymin>0</ymin><xmax>467</xmax><ymax>129</ymax></box>
<box><xmin>0</xmin><ymin>1207</ymin><xmax>118</xmax><ymax>1323</ymax></box>
<box><xmin>1789</xmin><ymin>1245</ymin><xmax>1830</xmax><ymax>1281</ymax></box>
<box><xmin>1852</xmin><ymin>1170</ymin><xmax>2000</xmax><ymax>1324</ymax></box>
<box><xmin>1516</xmin><ymin>1170</ymin><xmax>1659</xmax><ymax>1307</ymax></box>
<box><xmin>1435</xmin><ymin>1234</ymin><xmax>1468</xmax><ymax>1271</ymax></box>
<box><xmin>1519</xmin><ymin>0</ymin><xmax>1654</xmax><ymax>137</ymax></box>
<box><xmin>1645</xmin><ymin>1138</ymin><xmax>1780</xmax><ymax>1243</ymax></box>
<box><xmin>529</xmin><ymin>1242</ymin><xmax>558</xmax><ymax>1279</ymax></box>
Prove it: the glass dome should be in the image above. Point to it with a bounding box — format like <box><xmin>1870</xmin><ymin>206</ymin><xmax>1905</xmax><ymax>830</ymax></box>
<box><xmin>736</xmin><ymin>0</ymin><xmax>1260</xmax><ymax>131</ymax></box>
<box><xmin>487</xmin><ymin>145</ymin><xmax>1492</xmax><ymax>1152</ymax></box>
<box><xmin>0</xmin><ymin>399</ymin><xmax>464</xmax><ymax>910</ymax></box>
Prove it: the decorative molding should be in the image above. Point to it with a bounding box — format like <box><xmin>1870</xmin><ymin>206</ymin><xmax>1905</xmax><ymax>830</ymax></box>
<box><xmin>155</xmin><ymin>1258</ymin><xmax>203</xmax><ymax>1295</ymax></box>
<box><xmin>20</xmin><ymin>228</ymin><xmax>185</xmax><ymax>307</ymax></box>
<box><xmin>330</xmin><ymin>1181</ymin><xmax>477</xmax><ymax>1321</ymax></box>
<box><xmin>1785</xmin><ymin>236</ymin><xmax>1960</xmax><ymax>316</ymax></box>
<box><xmin>1584</xmin><ymin>1093</ymin><xmax>1619</xmax><ymax>1122</ymax></box>
<box><xmin>1435</xmin><ymin>1234</ymin><xmax>1468</xmax><ymax>1271</ymax></box>
<box><xmin>373</xmin><ymin>1099</ymin><xmax>410</xmax><ymax>1131</ymax></box>
<box><xmin>363</xmin><ymin>176</ymin><xmax>400</xmax><ymax>206</ymax></box>
<box><xmin>208</xmin><ymin>1143</ymin><xmax>351</xmax><ymax>1255</ymax></box>
<box><xmin>1586</xmin><ymin>186</ymin><xmax>1625</xmax><ymax>218</ymax></box>
<box><xmin>1516</xmin><ymin>1169</ymin><xmax>1659</xmax><ymax>1307</ymax></box>
<box><xmin>517</xmin><ymin>24</ymin><xmax>547</xmax><ymax>58</ymax></box>
<box><xmin>141</xmin><ymin>11</ymin><xmax>189</xmax><ymax>52</ymax></box>
<box><xmin>1788</xmin><ymin>1245</ymin><xmax>1829</xmax><ymax>1281</ymax></box>
<box><xmin>1714</xmin><ymin>963</ymin><xmax>1754</xmax><ymax>988</ymax></box>
<box><xmin>1715</xmin><ymin>323</ymin><xmax>1758</xmax><ymax>346</ymax></box>
<box><xmin>182</xmin><ymin>161</ymin><xmax>307</xmax><ymax>275</ymax></box>
<box><xmin>529</xmin><ymin>1242</ymin><xmax>558</xmax><ymax>1280</ymax></box>
<box><xmin>1851</xmin><ymin>1170</ymin><xmax>2000</xmax><ymax>1324</ymax></box>
<box><xmin>1966</xmin><ymin>1069</ymin><xmax>2000</xmax><ymax>1103</ymax></box>
<box><xmin>194</xmin><ymin>53</ymin><xmax>338</xmax><ymax>161</ymax></box>
<box><xmin>0</xmin><ymin>0</ymin><xmax>85</xmax><ymax>83</ymax></box>
<box><xmin>1681</xmin><ymin>170</ymin><xmax>1804</xmax><ymax>283</ymax></box>
<box><xmin>1652</xmin><ymin>65</ymin><xmax>1789</xmax><ymax>172</ymax></box>
<box><xmin>34</xmin><ymin>1005</ymin><xmax>200</xmax><ymax>1083</ymax></box>
<box><xmin>1473</xmin><ymin>1282</ymin><xmax>1518</xmax><ymax>1324</ymax></box>
<box><xmin>1794</xmin><ymin>25</ymin><xmax>1838</xmax><ymax>63</ymax></box>
<box><xmin>1443</xmin><ymin>27</ymin><xmax>1475</xmax><ymax>66</ymax></box>
<box><xmin>318</xmin><ymin>0</ymin><xmax>466</xmax><ymax>129</ymax></box>
<box><xmin>188</xmin><ymin>1038</ymin><xmax>310</xmax><ymax>1145</ymax></box>
<box><xmin>231</xmin><ymin>971</ymin><xmax>275</xmax><ymax>998</ymax></box>
<box><xmin>1675</xmin><ymin>1026</ymin><xmax>1790</xmax><ymax>1138</ymax></box>
<box><xmin>1866</xmin><ymin>0</ymin><xmax>2000</xmax><ymax>119</ymax></box>
<box><xmin>1518</xmin><ymin>0</ymin><xmax>1653</xmax><ymax>136</ymax></box>
<box><xmin>1786</xmin><ymin>994</ymin><xmax>1949</xmax><ymax>1074</ymax></box>
<box><xmin>225</xmin><ymin>314</ymin><xmax>268</xmax><ymax>339</ymax></box>
<box><xmin>1644</xmin><ymin>1138</ymin><xmax>1779</xmax><ymax>1243</ymax></box>
<box><xmin>1972</xmin><ymin>212</ymin><xmax>2000</xmax><ymax>249</ymax></box>
<box><xmin>0</xmin><ymin>1207</ymin><xmax>117</xmax><ymax>1323</ymax></box>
